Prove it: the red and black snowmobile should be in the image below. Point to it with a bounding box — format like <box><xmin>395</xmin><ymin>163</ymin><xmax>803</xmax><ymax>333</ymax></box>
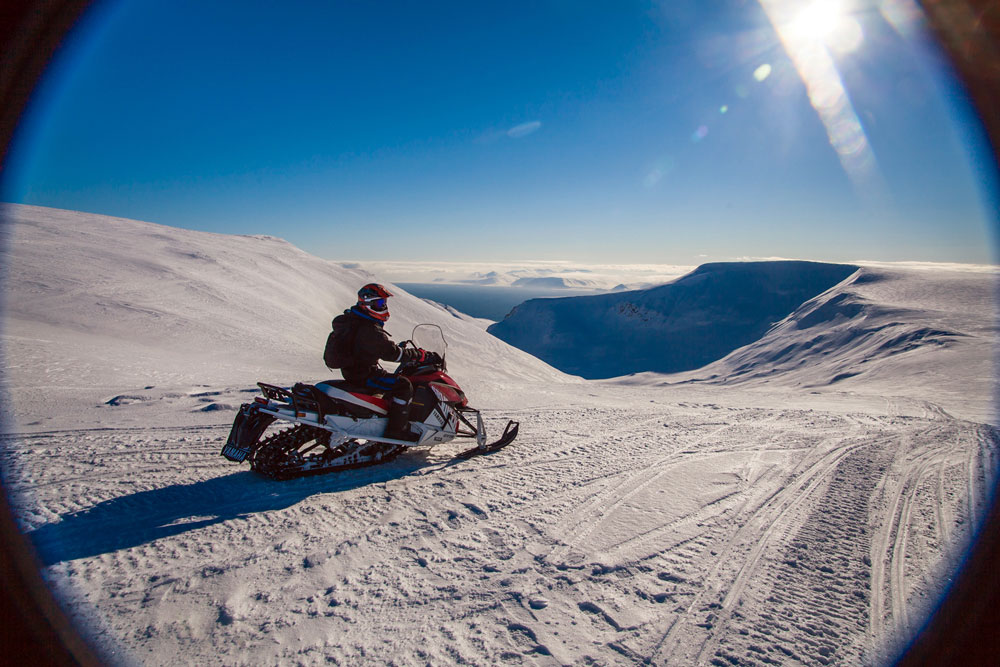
<box><xmin>221</xmin><ymin>324</ymin><xmax>518</xmax><ymax>479</ymax></box>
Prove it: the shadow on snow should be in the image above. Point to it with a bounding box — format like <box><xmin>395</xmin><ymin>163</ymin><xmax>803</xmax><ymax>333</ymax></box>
<box><xmin>27</xmin><ymin>451</ymin><xmax>437</xmax><ymax>566</ymax></box>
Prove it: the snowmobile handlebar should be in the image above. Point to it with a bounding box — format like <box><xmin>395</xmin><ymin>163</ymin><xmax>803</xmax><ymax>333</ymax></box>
<box><xmin>397</xmin><ymin>340</ymin><xmax>446</xmax><ymax>373</ymax></box>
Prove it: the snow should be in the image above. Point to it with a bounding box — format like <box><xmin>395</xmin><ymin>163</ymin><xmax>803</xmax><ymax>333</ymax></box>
<box><xmin>621</xmin><ymin>265</ymin><xmax>998</xmax><ymax>424</ymax></box>
<box><xmin>488</xmin><ymin>261</ymin><xmax>862</xmax><ymax>379</ymax></box>
<box><xmin>1</xmin><ymin>203</ymin><xmax>998</xmax><ymax>666</ymax></box>
<box><xmin>0</xmin><ymin>203</ymin><xmax>571</xmax><ymax>432</ymax></box>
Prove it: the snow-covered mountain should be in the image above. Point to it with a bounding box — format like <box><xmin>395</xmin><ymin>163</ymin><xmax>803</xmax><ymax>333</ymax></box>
<box><xmin>616</xmin><ymin>265</ymin><xmax>997</xmax><ymax>420</ymax></box>
<box><xmin>0</xmin><ymin>204</ymin><xmax>572</xmax><ymax>429</ymax></box>
<box><xmin>488</xmin><ymin>261</ymin><xmax>860</xmax><ymax>378</ymax></box>
<box><xmin>675</xmin><ymin>267</ymin><xmax>995</xmax><ymax>383</ymax></box>
<box><xmin>489</xmin><ymin>259</ymin><xmax>996</xmax><ymax>419</ymax></box>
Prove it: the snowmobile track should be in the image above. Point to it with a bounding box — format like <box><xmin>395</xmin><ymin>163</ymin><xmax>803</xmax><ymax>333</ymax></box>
<box><xmin>5</xmin><ymin>402</ymin><xmax>997</xmax><ymax>665</ymax></box>
<box><xmin>650</xmin><ymin>433</ymin><xmax>877</xmax><ymax>665</ymax></box>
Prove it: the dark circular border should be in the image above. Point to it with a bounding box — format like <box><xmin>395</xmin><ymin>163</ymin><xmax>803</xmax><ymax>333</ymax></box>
<box><xmin>0</xmin><ymin>2</ymin><xmax>997</xmax><ymax>664</ymax></box>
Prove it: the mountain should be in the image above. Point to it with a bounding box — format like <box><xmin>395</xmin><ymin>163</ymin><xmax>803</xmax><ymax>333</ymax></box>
<box><xmin>651</xmin><ymin>265</ymin><xmax>998</xmax><ymax>415</ymax></box>
<box><xmin>488</xmin><ymin>261</ymin><xmax>859</xmax><ymax>379</ymax></box>
<box><xmin>0</xmin><ymin>204</ymin><xmax>572</xmax><ymax>428</ymax></box>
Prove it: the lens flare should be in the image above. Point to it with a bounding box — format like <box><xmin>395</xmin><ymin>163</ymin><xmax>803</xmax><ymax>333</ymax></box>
<box><xmin>786</xmin><ymin>0</ymin><xmax>864</xmax><ymax>54</ymax></box>
<box><xmin>878</xmin><ymin>0</ymin><xmax>924</xmax><ymax>37</ymax></box>
<box><xmin>644</xmin><ymin>156</ymin><xmax>677</xmax><ymax>188</ymax></box>
<box><xmin>828</xmin><ymin>16</ymin><xmax>864</xmax><ymax>54</ymax></box>
<box><xmin>758</xmin><ymin>0</ymin><xmax>885</xmax><ymax>198</ymax></box>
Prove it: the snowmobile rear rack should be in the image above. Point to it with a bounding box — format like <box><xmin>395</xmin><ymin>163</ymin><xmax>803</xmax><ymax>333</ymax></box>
<box><xmin>258</xmin><ymin>382</ymin><xmax>291</xmax><ymax>401</ymax></box>
<box><xmin>258</xmin><ymin>382</ymin><xmax>329</xmax><ymax>422</ymax></box>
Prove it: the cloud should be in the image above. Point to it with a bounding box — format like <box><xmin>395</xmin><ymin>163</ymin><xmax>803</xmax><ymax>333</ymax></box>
<box><xmin>507</xmin><ymin>121</ymin><xmax>542</xmax><ymax>139</ymax></box>
<box><xmin>348</xmin><ymin>257</ymin><xmax>1000</xmax><ymax>292</ymax></box>
<box><xmin>846</xmin><ymin>260</ymin><xmax>999</xmax><ymax>273</ymax></box>
<box><xmin>352</xmin><ymin>259</ymin><xmax>696</xmax><ymax>291</ymax></box>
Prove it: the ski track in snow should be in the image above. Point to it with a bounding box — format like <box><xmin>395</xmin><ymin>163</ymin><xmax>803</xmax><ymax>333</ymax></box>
<box><xmin>3</xmin><ymin>397</ymin><xmax>995</xmax><ymax>666</ymax></box>
<box><xmin>3</xmin><ymin>207</ymin><xmax>997</xmax><ymax>665</ymax></box>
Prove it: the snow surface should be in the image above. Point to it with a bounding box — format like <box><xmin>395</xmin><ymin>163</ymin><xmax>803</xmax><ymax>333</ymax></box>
<box><xmin>1</xmin><ymin>204</ymin><xmax>998</xmax><ymax>666</ymax></box>
<box><xmin>0</xmin><ymin>204</ymin><xmax>571</xmax><ymax>432</ymax></box>
<box><xmin>649</xmin><ymin>266</ymin><xmax>999</xmax><ymax>419</ymax></box>
<box><xmin>488</xmin><ymin>261</ymin><xmax>862</xmax><ymax>379</ymax></box>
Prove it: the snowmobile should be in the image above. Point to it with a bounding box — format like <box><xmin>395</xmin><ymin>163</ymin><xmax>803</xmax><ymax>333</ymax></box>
<box><xmin>221</xmin><ymin>324</ymin><xmax>518</xmax><ymax>480</ymax></box>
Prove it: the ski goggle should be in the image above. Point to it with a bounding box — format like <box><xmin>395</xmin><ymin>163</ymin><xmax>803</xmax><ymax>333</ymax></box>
<box><xmin>363</xmin><ymin>297</ymin><xmax>388</xmax><ymax>310</ymax></box>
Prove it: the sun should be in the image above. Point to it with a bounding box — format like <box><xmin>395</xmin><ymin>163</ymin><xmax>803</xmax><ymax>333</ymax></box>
<box><xmin>788</xmin><ymin>0</ymin><xmax>864</xmax><ymax>53</ymax></box>
<box><xmin>790</xmin><ymin>0</ymin><xmax>844</xmax><ymax>42</ymax></box>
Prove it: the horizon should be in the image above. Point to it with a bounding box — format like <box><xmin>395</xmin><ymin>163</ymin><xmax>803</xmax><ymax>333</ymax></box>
<box><xmin>4</xmin><ymin>202</ymin><xmax>998</xmax><ymax>290</ymax></box>
<box><xmin>2</xmin><ymin>1</ymin><xmax>998</xmax><ymax>267</ymax></box>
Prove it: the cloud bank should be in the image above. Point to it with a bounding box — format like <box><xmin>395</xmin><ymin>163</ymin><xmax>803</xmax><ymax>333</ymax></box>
<box><xmin>345</xmin><ymin>258</ymin><xmax>998</xmax><ymax>292</ymax></box>
<box><xmin>352</xmin><ymin>260</ymin><xmax>697</xmax><ymax>291</ymax></box>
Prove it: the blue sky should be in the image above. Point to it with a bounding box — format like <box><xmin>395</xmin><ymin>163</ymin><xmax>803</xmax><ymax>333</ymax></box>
<box><xmin>4</xmin><ymin>0</ymin><xmax>997</xmax><ymax>267</ymax></box>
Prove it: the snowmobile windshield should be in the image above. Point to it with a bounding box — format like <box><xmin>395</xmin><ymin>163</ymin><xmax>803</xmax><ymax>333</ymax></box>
<box><xmin>412</xmin><ymin>324</ymin><xmax>447</xmax><ymax>359</ymax></box>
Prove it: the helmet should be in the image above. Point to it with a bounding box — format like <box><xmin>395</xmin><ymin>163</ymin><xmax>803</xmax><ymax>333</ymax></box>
<box><xmin>357</xmin><ymin>283</ymin><xmax>393</xmax><ymax>321</ymax></box>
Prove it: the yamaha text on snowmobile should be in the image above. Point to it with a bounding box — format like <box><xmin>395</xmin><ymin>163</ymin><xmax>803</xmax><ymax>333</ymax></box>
<box><xmin>221</xmin><ymin>324</ymin><xmax>518</xmax><ymax>479</ymax></box>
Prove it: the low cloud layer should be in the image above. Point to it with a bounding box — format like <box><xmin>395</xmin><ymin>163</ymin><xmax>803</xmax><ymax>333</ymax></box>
<box><xmin>353</xmin><ymin>260</ymin><xmax>697</xmax><ymax>291</ymax></box>
<box><xmin>346</xmin><ymin>258</ymin><xmax>997</xmax><ymax>292</ymax></box>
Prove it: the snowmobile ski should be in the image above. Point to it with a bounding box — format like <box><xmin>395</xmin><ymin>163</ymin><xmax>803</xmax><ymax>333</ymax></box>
<box><xmin>456</xmin><ymin>420</ymin><xmax>519</xmax><ymax>459</ymax></box>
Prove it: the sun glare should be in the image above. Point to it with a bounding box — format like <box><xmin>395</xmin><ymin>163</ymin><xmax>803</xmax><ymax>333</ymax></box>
<box><xmin>758</xmin><ymin>0</ymin><xmax>878</xmax><ymax>196</ymax></box>
<box><xmin>791</xmin><ymin>1</ymin><xmax>843</xmax><ymax>42</ymax></box>
<box><xmin>789</xmin><ymin>0</ymin><xmax>864</xmax><ymax>53</ymax></box>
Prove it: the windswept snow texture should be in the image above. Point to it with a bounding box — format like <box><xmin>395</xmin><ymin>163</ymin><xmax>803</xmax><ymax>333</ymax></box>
<box><xmin>2</xmin><ymin>204</ymin><xmax>998</xmax><ymax>666</ymax></box>
<box><xmin>488</xmin><ymin>261</ymin><xmax>859</xmax><ymax>379</ymax></box>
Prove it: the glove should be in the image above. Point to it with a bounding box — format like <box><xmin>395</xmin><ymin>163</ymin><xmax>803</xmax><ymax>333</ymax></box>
<box><xmin>409</xmin><ymin>348</ymin><xmax>442</xmax><ymax>366</ymax></box>
<box><xmin>401</xmin><ymin>347</ymin><xmax>434</xmax><ymax>365</ymax></box>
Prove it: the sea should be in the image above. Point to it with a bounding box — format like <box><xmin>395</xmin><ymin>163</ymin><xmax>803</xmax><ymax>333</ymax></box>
<box><xmin>396</xmin><ymin>283</ymin><xmax>605</xmax><ymax>321</ymax></box>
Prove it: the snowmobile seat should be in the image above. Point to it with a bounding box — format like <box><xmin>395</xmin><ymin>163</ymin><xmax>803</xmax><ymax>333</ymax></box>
<box><xmin>314</xmin><ymin>380</ymin><xmax>390</xmax><ymax>416</ymax></box>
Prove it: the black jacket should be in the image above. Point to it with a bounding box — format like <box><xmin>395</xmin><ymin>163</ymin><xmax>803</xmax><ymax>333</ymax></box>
<box><xmin>327</xmin><ymin>308</ymin><xmax>405</xmax><ymax>384</ymax></box>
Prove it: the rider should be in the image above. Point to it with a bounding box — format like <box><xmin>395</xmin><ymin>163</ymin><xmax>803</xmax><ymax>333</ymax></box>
<box><xmin>325</xmin><ymin>283</ymin><xmax>440</xmax><ymax>441</ymax></box>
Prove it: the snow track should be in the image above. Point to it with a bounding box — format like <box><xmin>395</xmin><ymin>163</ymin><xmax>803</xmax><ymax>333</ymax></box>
<box><xmin>3</xmin><ymin>392</ymin><xmax>994</xmax><ymax>666</ymax></box>
<box><xmin>4</xmin><ymin>205</ymin><xmax>997</xmax><ymax>664</ymax></box>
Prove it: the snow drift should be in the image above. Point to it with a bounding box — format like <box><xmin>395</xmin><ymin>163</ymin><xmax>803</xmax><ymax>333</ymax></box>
<box><xmin>488</xmin><ymin>261</ymin><xmax>859</xmax><ymax>379</ymax></box>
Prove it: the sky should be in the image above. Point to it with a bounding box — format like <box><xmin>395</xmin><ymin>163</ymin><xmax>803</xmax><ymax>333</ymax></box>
<box><xmin>2</xmin><ymin>0</ymin><xmax>997</xmax><ymax>272</ymax></box>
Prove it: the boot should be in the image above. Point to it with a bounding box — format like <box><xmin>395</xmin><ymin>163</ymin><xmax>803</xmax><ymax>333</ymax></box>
<box><xmin>385</xmin><ymin>398</ymin><xmax>415</xmax><ymax>441</ymax></box>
